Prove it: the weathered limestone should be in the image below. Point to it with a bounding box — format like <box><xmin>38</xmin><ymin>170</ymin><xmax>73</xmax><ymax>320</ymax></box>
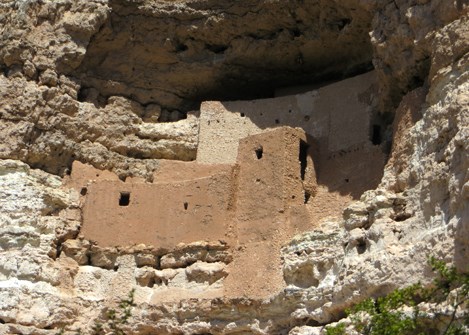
<box><xmin>0</xmin><ymin>73</ymin><xmax>199</xmax><ymax>178</ymax></box>
<box><xmin>74</xmin><ymin>0</ymin><xmax>375</xmax><ymax>110</ymax></box>
<box><xmin>0</xmin><ymin>0</ymin><xmax>467</xmax><ymax>334</ymax></box>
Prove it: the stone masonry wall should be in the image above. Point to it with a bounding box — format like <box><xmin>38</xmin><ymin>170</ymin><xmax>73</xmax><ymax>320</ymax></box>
<box><xmin>197</xmin><ymin>71</ymin><xmax>379</xmax><ymax>164</ymax></box>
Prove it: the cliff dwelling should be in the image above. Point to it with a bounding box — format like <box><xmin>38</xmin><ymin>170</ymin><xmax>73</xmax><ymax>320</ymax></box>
<box><xmin>66</xmin><ymin>71</ymin><xmax>386</xmax><ymax>299</ymax></box>
<box><xmin>1</xmin><ymin>0</ymin><xmax>467</xmax><ymax>333</ymax></box>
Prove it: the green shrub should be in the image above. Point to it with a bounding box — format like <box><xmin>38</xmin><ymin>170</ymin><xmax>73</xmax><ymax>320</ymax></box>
<box><xmin>325</xmin><ymin>257</ymin><xmax>468</xmax><ymax>335</ymax></box>
<box><xmin>325</xmin><ymin>322</ymin><xmax>346</xmax><ymax>335</ymax></box>
<box><xmin>93</xmin><ymin>289</ymin><xmax>136</xmax><ymax>335</ymax></box>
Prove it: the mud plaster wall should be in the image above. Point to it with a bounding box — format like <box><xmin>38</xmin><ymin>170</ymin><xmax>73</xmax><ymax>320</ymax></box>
<box><xmin>197</xmin><ymin>70</ymin><xmax>386</xmax><ymax>221</ymax></box>
<box><xmin>81</xmin><ymin>168</ymin><xmax>235</xmax><ymax>249</ymax></box>
<box><xmin>197</xmin><ymin>71</ymin><xmax>378</xmax><ymax>164</ymax></box>
<box><xmin>235</xmin><ymin>128</ymin><xmax>312</xmax><ymax>244</ymax></box>
<box><xmin>80</xmin><ymin>127</ymin><xmax>310</xmax><ymax>251</ymax></box>
<box><xmin>226</xmin><ymin>128</ymin><xmax>313</xmax><ymax>298</ymax></box>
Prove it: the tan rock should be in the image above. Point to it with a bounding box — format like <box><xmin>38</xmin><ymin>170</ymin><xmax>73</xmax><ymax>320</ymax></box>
<box><xmin>0</xmin><ymin>0</ymin><xmax>467</xmax><ymax>334</ymax></box>
<box><xmin>185</xmin><ymin>262</ymin><xmax>228</xmax><ymax>284</ymax></box>
<box><xmin>61</xmin><ymin>239</ymin><xmax>90</xmax><ymax>265</ymax></box>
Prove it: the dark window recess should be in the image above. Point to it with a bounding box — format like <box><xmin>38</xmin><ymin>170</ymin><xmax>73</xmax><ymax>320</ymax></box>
<box><xmin>119</xmin><ymin>192</ymin><xmax>130</xmax><ymax>206</ymax></box>
<box><xmin>291</xmin><ymin>28</ymin><xmax>301</xmax><ymax>38</ymax></box>
<box><xmin>372</xmin><ymin>125</ymin><xmax>382</xmax><ymax>145</ymax></box>
<box><xmin>255</xmin><ymin>146</ymin><xmax>263</xmax><ymax>159</ymax></box>
<box><xmin>299</xmin><ymin>140</ymin><xmax>309</xmax><ymax>180</ymax></box>
<box><xmin>304</xmin><ymin>191</ymin><xmax>311</xmax><ymax>204</ymax></box>
<box><xmin>275</xmin><ymin>119</ymin><xmax>280</xmax><ymax>124</ymax></box>
<box><xmin>80</xmin><ymin>187</ymin><xmax>88</xmax><ymax>196</ymax></box>
<box><xmin>240</xmin><ymin>112</ymin><xmax>245</xmax><ymax>117</ymax></box>
<box><xmin>184</xmin><ymin>202</ymin><xmax>188</xmax><ymax>210</ymax></box>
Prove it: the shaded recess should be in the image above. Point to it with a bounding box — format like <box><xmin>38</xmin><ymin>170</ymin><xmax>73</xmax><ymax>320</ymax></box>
<box><xmin>75</xmin><ymin>0</ymin><xmax>374</xmax><ymax>112</ymax></box>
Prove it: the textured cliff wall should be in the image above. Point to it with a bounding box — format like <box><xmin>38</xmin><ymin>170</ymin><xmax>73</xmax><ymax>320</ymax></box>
<box><xmin>0</xmin><ymin>0</ymin><xmax>468</xmax><ymax>334</ymax></box>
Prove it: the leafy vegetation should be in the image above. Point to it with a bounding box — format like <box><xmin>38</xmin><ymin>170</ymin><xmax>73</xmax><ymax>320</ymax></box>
<box><xmin>325</xmin><ymin>257</ymin><xmax>468</xmax><ymax>335</ymax></box>
<box><xmin>92</xmin><ymin>289</ymin><xmax>136</xmax><ymax>335</ymax></box>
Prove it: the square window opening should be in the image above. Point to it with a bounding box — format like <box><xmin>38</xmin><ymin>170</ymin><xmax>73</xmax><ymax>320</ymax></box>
<box><xmin>119</xmin><ymin>192</ymin><xmax>130</xmax><ymax>206</ymax></box>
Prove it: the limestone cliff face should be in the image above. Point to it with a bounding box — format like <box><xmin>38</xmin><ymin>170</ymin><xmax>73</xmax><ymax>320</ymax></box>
<box><xmin>0</xmin><ymin>1</ymin><xmax>468</xmax><ymax>334</ymax></box>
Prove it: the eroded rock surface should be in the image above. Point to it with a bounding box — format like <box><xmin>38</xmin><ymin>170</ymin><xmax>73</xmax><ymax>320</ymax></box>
<box><xmin>0</xmin><ymin>0</ymin><xmax>468</xmax><ymax>334</ymax></box>
<box><xmin>0</xmin><ymin>73</ymin><xmax>198</xmax><ymax>177</ymax></box>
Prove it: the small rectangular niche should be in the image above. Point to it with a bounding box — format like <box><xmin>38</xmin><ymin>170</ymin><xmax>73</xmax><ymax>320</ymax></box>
<box><xmin>119</xmin><ymin>192</ymin><xmax>130</xmax><ymax>206</ymax></box>
<box><xmin>255</xmin><ymin>146</ymin><xmax>263</xmax><ymax>159</ymax></box>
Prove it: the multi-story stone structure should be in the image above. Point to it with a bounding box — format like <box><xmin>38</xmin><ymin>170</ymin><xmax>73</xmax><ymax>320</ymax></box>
<box><xmin>66</xmin><ymin>71</ymin><xmax>386</xmax><ymax>298</ymax></box>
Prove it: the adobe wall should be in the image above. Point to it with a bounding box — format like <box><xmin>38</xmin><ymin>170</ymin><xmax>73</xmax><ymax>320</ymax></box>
<box><xmin>80</xmin><ymin>167</ymin><xmax>236</xmax><ymax>249</ymax></box>
<box><xmin>64</xmin><ymin>160</ymin><xmax>121</xmax><ymax>191</ymax></box>
<box><xmin>196</xmin><ymin>71</ymin><xmax>377</xmax><ymax>164</ymax></box>
<box><xmin>220</xmin><ymin>128</ymin><xmax>315</xmax><ymax>298</ymax></box>
<box><xmin>77</xmin><ymin>127</ymin><xmax>312</xmax><ymax>251</ymax></box>
<box><xmin>153</xmin><ymin>160</ymin><xmax>233</xmax><ymax>183</ymax></box>
<box><xmin>235</xmin><ymin>128</ymin><xmax>313</xmax><ymax>243</ymax></box>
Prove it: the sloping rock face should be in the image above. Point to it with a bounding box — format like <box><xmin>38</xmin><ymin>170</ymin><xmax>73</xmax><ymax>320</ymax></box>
<box><xmin>0</xmin><ymin>1</ymin><xmax>468</xmax><ymax>334</ymax></box>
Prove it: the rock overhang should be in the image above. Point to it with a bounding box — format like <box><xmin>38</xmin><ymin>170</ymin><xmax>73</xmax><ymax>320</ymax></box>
<box><xmin>76</xmin><ymin>0</ymin><xmax>375</xmax><ymax>111</ymax></box>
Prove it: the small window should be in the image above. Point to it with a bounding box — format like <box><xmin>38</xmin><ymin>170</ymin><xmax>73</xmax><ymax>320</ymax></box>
<box><xmin>255</xmin><ymin>146</ymin><xmax>263</xmax><ymax>159</ymax></box>
<box><xmin>80</xmin><ymin>187</ymin><xmax>87</xmax><ymax>196</ymax></box>
<box><xmin>184</xmin><ymin>202</ymin><xmax>188</xmax><ymax>210</ymax></box>
<box><xmin>240</xmin><ymin>112</ymin><xmax>245</xmax><ymax>117</ymax></box>
<box><xmin>119</xmin><ymin>192</ymin><xmax>130</xmax><ymax>206</ymax></box>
